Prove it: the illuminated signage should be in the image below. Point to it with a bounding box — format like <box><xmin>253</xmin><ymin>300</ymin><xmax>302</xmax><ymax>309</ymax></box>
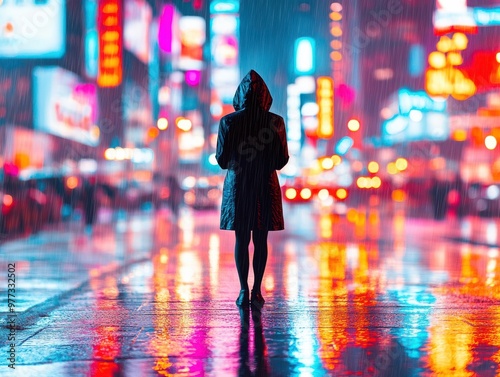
<box><xmin>287</xmin><ymin>84</ymin><xmax>301</xmax><ymax>154</ymax></box>
<box><xmin>178</xmin><ymin>16</ymin><xmax>205</xmax><ymax>70</ymax></box>
<box><xmin>330</xmin><ymin>2</ymin><xmax>343</xmax><ymax>82</ymax></box>
<box><xmin>97</xmin><ymin>0</ymin><xmax>123</xmax><ymax>87</ymax></box>
<box><xmin>210</xmin><ymin>0</ymin><xmax>240</xmax><ymax>114</ymax></box>
<box><xmin>295</xmin><ymin>37</ymin><xmax>315</xmax><ymax>75</ymax></box>
<box><xmin>0</xmin><ymin>0</ymin><xmax>66</xmax><ymax>58</ymax></box>
<box><xmin>474</xmin><ymin>7</ymin><xmax>500</xmax><ymax>26</ymax></box>
<box><xmin>33</xmin><ymin>67</ymin><xmax>100</xmax><ymax>146</ymax></box>
<box><xmin>437</xmin><ymin>0</ymin><xmax>467</xmax><ymax>11</ymax></box>
<box><xmin>124</xmin><ymin>0</ymin><xmax>152</xmax><ymax>64</ymax></box>
<box><xmin>210</xmin><ymin>0</ymin><xmax>239</xmax><ymax>14</ymax></box>
<box><xmin>433</xmin><ymin>0</ymin><xmax>477</xmax><ymax>35</ymax></box>
<box><xmin>84</xmin><ymin>0</ymin><xmax>98</xmax><ymax>78</ymax></box>
<box><xmin>398</xmin><ymin>89</ymin><xmax>447</xmax><ymax>115</ymax></box>
<box><xmin>316</xmin><ymin>77</ymin><xmax>334</xmax><ymax>138</ymax></box>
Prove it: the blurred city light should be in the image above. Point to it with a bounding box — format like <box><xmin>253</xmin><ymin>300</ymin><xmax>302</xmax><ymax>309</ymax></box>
<box><xmin>392</xmin><ymin>189</ymin><xmax>406</xmax><ymax>202</ymax></box>
<box><xmin>66</xmin><ymin>176</ymin><xmax>78</xmax><ymax>190</ymax></box>
<box><xmin>387</xmin><ymin>162</ymin><xmax>398</xmax><ymax>175</ymax></box>
<box><xmin>485</xmin><ymin>135</ymin><xmax>497</xmax><ymax>150</ymax></box>
<box><xmin>318</xmin><ymin>189</ymin><xmax>329</xmax><ymax>201</ymax></box>
<box><xmin>295</xmin><ymin>37</ymin><xmax>315</xmax><ymax>75</ymax></box>
<box><xmin>321</xmin><ymin>157</ymin><xmax>334</xmax><ymax>170</ymax></box>
<box><xmin>208</xmin><ymin>153</ymin><xmax>218</xmax><ymax>165</ymax></box>
<box><xmin>330</xmin><ymin>2</ymin><xmax>342</xmax><ymax>12</ymax></box>
<box><xmin>331</xmin><ymin>155</ymin><xmax>342</xmax><ymax>165</ymax></box>
<box><xmin>335</xmin><ymin>136</ymin><xmax>353</xmax><ymax>156</ymax></box>
<box><xmin>97</xmin><ymin>0</ymin><xmax>123</xmax><ymax>87</ymax></box>
<box><xmin>295</xmin><ymin>76</ymin><xmax>316</xmax><ymax>94</ymax></box>
<box><xmin>158</xmin><ymin>4</ymin><xmax>175</xmax><ymax>53</ymax></box>
<box><xmin>185</xmin><ymin>70</ymin><xmax>202</xmax><ymax>86</ymax></box>
<box><xmin>336</xmin><ymin>188</ymin><xmax>347</xmax><ymax>199</ymax></box>
<box><xmin>3</xmin><ymin>194</ymin><xmax>13</xmax><ymax>207</ymax></box>
<box><xmin>300</xmin><ymin>188</ymin><xmax>312</xmax><ymax>199</ymax></box>
<box><xmin>285</xmin><ymin>188</ymin><xmax>297</xmax><ymax>200</ymax></box>
<box><xmin>176</xmin><ymin>118</ymin><xmax>193</xmax><ymax>131</ymax></box>
<box><xmin>347</xmin><ymin>119</ymin><xmax>360</xmax><ymax>132</ymax></box>
<box><xmin>395</xmin><ymin>158</ymin><xmax>408</xmax><ymax>171</ymax></box>
<box><xmin>104</xmin><ymin>148</ymin><xmax>115</xmax><ymax>160</ymax></box>
<box><xmin>368</xmin><ymin>161</ymin><xmax>379</xmax><ymax>173</ymax></box>
<box><xmin>316</xmin><ymin>76</ymin><xmax>334</xmax><ymax>138</ymax></box>
<box><xmin>182</xmin><ymin>176</ymin><xmax>196</xmax><ymax>189</ymax></box>
<box><xmin>157</xmin><ymin>118</ymin><xmax>169</xmax><ymax>130</ymax></box>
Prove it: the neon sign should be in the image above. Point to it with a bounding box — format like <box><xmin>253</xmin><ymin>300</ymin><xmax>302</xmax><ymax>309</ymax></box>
<box><xmin>295</xmin><ymin>38</ymin><xmax>315</xmax><ymax>75</ymax></box>
<box><xmin>474</xmin><ymin>7</ymin><xmax>500</xmax><ymax>26</ymax></box>
<box><xmin>398</xmin><ymin>89</ymin><xmax>447</xmax><ymax>115</ymax></box>
<box><xmin>97</xmin><ymin>0</ymin><xmax>122</xmax><ymax>87</ymax></box>
<box><xmin>316</xmin><ymin>77</ymin><xmax>334</xmax><ymax>138</ymax></box>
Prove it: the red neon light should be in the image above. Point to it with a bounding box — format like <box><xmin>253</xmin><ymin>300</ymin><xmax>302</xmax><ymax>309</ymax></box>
<box><xmin>434</xmin><ymin>25</ymin><xmax>478</xmax><ymax>36</ymax></box>
<box><xmin>98</xmin><ymin>0</ymin><xmax>123</xmax><ymax>87</ymax></box>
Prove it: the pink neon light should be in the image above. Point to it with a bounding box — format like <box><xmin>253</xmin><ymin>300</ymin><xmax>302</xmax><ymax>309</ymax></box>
<box><xmin>158</xmin><ymin>4</ymin><xmax>174</xmax><ymax>53</ymax></box>
<box><xmin>185</xmin><ymin>70</ymin><xmax>201</xmax><ymax>86</ymax></box>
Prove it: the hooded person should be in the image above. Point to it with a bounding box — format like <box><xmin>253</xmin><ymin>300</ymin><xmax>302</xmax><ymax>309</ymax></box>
<box><xmin>216</xmin><ymin>69</ymin><xmax>289</xmax><ymax>308</ymax></box>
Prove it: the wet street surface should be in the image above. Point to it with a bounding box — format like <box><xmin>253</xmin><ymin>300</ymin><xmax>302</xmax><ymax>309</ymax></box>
<box><xmin>1</xmin><ymin>204</ymin><xmax>500</xmax><ymax>376</ymax></box>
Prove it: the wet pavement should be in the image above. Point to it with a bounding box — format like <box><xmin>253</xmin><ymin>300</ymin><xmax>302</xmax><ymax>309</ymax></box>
<box><xmin>1</xmin><ymin>203</ymin><xmax>500</xmax><ymax>376</ymax></box>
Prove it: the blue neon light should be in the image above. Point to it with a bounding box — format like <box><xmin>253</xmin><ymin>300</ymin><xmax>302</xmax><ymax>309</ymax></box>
<box><xmin>474</xmin><ymin>7</ymin><xmax>500</xmax><ymax>26</ymax></box>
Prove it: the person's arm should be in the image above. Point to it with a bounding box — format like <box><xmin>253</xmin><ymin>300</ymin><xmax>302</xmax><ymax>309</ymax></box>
<box><xmin>274</xmin><ymin>117</ymin><xmax>289</xmax><ymax>170</ymax></box>
<box><xmin>216</xmin><ymin>117</ymin><xmax>230</xmax><ymax>169</ymax></box>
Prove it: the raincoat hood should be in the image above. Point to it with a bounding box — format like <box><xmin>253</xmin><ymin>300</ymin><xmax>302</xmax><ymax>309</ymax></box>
<box><xmin>233</xmin><ymin>70</ymin><xmax>273</xmax><ymax>111</ymax></box>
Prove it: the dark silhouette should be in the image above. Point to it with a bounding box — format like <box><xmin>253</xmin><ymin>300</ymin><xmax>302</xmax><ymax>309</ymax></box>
<box><xmin>166</xmin><ymin>175</ymin><xmax>182</xmax><ymax>216</ymax></box>
<box><xmin>430</xmin><ymin>175</ymin><xmax>450</xmax><ymax>220</ymax></box>
<box><xmin>82</xmin><ymin>177</ymin><xmax>98</xmax><ymax>234</ymax></box>
<box><xmin>216</xmin><ymin>70</ymin><xmax>289</xmax><ymax>308</ymax></box>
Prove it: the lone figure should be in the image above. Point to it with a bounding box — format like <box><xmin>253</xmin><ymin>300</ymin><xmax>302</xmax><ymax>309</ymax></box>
<box><xmin>216</xmin><ymin>70</ymin><xmax>289</xmax><ymax>309</ymax></box>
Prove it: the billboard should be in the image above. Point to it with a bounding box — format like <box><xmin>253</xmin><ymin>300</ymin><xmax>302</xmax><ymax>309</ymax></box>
<box><xmin>178</xmin><ymin>16</ymin><xmax>205</xmax><ymax>70</ymax></box>
<box><xmin>33</xmin><ymin>67</ymin><xmax>100</xmax><ymax>146</ymax></box>
<box><xmin>0</xmin><ymin>0</ymin><xmax>66</xmax><ymax>58</ymax></box>
<box><xmin>210</xmin><ymin>2</ymin><xmax>240</xmax><ymax>110</ymax></box>
<box><xmin>124</xmin><ymin>0</ymin><xmax>152</xmax><ymax>64</ymax></box>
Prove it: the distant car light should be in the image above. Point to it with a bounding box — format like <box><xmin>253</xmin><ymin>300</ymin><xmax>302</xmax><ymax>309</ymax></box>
<box><xmin>318</xmin><ymin>188</ymin><xmax>329</xmax><ymax>201</ymax></box>
<box><xmin>336</xmin><ymin>188</ymin><xmax>347</xmax><ymax>199</ymax></box>
<box><xmin>285</xmin><ymin>188</ymin><xmax>297</xmax><ymax>199</ymax></box>
<box><xmin>300</xmin><ymin>188</ymin><xmax>312</xmax><ymax>199</ymax></box>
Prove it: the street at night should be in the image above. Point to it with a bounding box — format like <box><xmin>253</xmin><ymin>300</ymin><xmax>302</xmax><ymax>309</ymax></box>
<box><xmin>2</xmin><ymin>0</ymin><xmax>500</xmax><ymax>376</ymax></box>
<box><xmin>1</xmin><ymin>203</ymin><xmax>500</xmax><ymax>376</ymax></box>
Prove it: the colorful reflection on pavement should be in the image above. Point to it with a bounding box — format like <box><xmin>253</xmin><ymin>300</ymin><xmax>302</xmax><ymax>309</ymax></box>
<box><xmin>2</xmin><ymin>205</ymin><xmax>500</xmax><ymax>376</ymax></box>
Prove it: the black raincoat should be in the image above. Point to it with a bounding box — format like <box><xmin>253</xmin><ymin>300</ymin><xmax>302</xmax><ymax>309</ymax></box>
<box><xmin>216</xmin><ymin>70</ymin><xmax>289</xmax><ymax>231</ymax></box>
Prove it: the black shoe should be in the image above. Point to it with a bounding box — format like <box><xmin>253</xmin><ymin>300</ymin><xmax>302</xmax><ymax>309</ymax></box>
<box><xmin>250</xmin><ymin>290</ymin><xmax>265</xmax><ymax>309</ymax></box>
<box><xmin>236</xmin><ymin>290</ymin><xmax>249</xmax><ymax>307</ymax></box>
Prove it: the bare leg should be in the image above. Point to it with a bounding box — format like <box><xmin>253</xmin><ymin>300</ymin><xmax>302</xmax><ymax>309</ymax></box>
<box><xmin>252</xmin><ymin>229</ymin><xmax>268</xmax><ymax>293</ymax></box>
<box><xmin>235</xmin><ymin>228</ymin><xmax>251</xmax><ymax>291</ymax></box>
